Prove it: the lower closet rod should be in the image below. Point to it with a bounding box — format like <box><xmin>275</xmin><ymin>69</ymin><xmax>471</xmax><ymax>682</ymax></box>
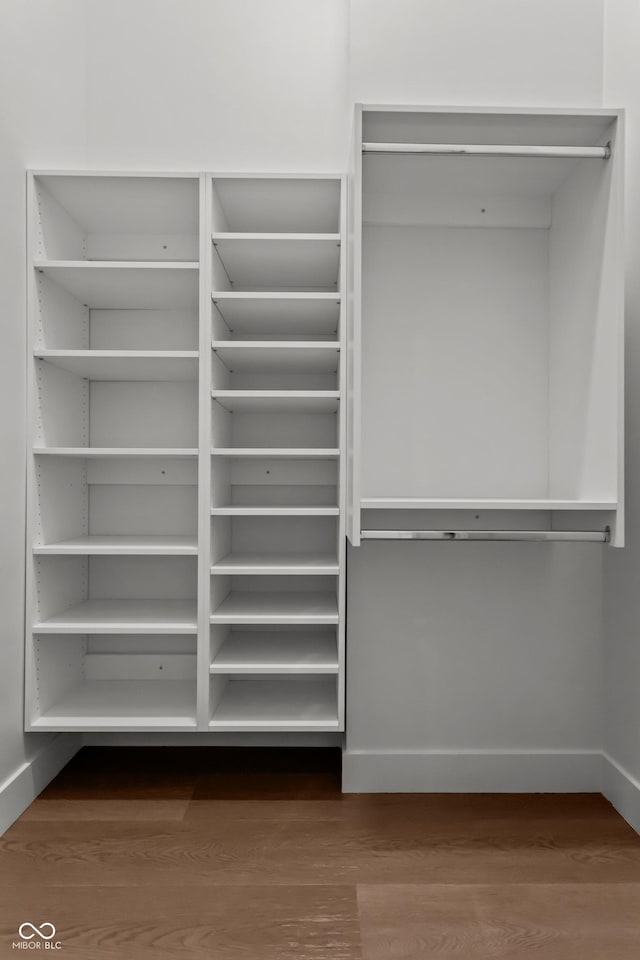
<box><xmin>360</xmin><ymin>529</ymin><xmax>610</xmax><ymax>543</ymax></box>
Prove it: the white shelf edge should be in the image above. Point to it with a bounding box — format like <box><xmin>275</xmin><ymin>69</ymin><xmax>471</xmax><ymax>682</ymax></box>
<box><xmin>212</xmin><ymin>291</ymin><xmax>342</xmax><ymax>301</ymax></box>
<box><xmin>208</xmin><ymin>720</ymin><xmax>340</xmax><ymax>730</ymax></box>
<box><xmin>211</xmin><ymin>449</ymin><xmax>340</xmax><ymax>458</ymax></box>
<box><xmin>212</xmin><ymin>233</ymin><xmax>341</xmax><ymax>241</ymax></box>
<box><xmin>209</xmin><ymin>664</ymin><xmax>339</xmax><ymax>675</ymax></box>
<box><xmin>210</xmin><ymin>554</ymin><xmax>340</xmax><ymax>575</ymax></box>
<box><xmin>212</xmin><ymin>340</ymin><xmax>340</xmax><ymax>349</ymax></box>
<box><xmin>35</xmin><ymin>350</ymin><xmax>199</xmax><ymax>359</ymax></box>
<box><xmin>361</xmin><ymin>498</ymin><xmax>618</xmax><ymax>511</ymax></box>
<box><xmin>211</xmin><ymin>507</ymin><xmax>339</xmax><ymax>516</ymax></box>
<box><xmin>211</xmin><ymin>390</ymin><xmax>340</xmax><ymax>398</ymax></box>
<box><xmin>34</xmin><ymin>447</ymin><xmax>199</xmax><ymax>458</ymax></box>
<box><xmin>31</xmin><ymin>717</ymin><xmax>198</xmax><ymax>730</ymax></box>
<box><xmin>34</xmin><ymin>259</ymin><xmax>199</xmax><ymax>270</ymax></box>
<box><xmin>34</xmin><ymin>539</ymin><xmax>198</xmax><ymax>556</ymax></box>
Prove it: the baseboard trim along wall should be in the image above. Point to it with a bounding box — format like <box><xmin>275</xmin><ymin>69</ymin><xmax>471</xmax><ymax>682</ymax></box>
<box><xmin>602</xmin><ymin>753</ymin><xmax>640</xmax><ymax>835</ymax></box>
<box><xmin>0</xmin><ymin>735</ymin><xmax>82</xmax><ymax>835</ymax></box>
<box><xmin>342</xmin><ymin>749</ymin><xmax>602</xmax><ymax>792</ymax></box>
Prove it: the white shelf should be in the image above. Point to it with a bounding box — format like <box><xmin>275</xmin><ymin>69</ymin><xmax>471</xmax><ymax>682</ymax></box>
<box><xmin>209</xmin><ymin>678</ymin><xmax>338</xmax><ymax>730</ymax></box>
<box><xmin>212</xmin><ymin>448</ymin><xmax>339</xmax><ymax>458</ymax></box>
<box><xmin>212</xmin><ymin>293</ymin><xmax>340</xmax><ymax>336</ymax></box>
<box><xmin>211</xmin><ymin>234</ymin><xmax>340</xmax><ymax>289</ymax></box>
<box><xmin>35</xmin><ymin>174</ymin><xmax>199</xmax><ymax>237</ymax></box>
<box><xmin>34</xmin><ymin>599</ymin><xmax>198</xmax><ymax>634</ymax></box>
<box><xmin>211</xmin><ymin>552</ymin><xmax>339</xmax><ymax>575</ymax></box>
<box><xmin>34</xmin><ymin>447</ymin><xmax>198</xmax><ymax>458</ymax></box>
<box><xmin>34</xmin><ymin>535</ymin><xmax>198</xmax><ymax>556</ymax></box>
<box><xmin>31</xmin><ymin>679</ymin><xmax>197</xmax><ymax>730</ymax></box>
<box><xmin>34</xmin><ymin>261</ymin><xmax>199</xmax><ymax>309</ymax></box>
<box><xmin>35</xmin><ymin>350</ymin><xmax>198</xmax><ymax>381</ymax></box>
<box><xmin>211</xmin><ymin>506</ymin><xmax>339</xmax><ymax>516</ymax></box>
<box><xmin>211</xmin><ymin>341</ymin><xmax>340</xmax><ymax>373</ymax></box>
<box><xmin>211</xmin><ymin>591</ymin><xmax>339</xmax><ymax>624</ymax></box>
<box><xmin>211</xmin><ymin>178</ymin><xmax>341</xmax><ymax>234</ymax></box>
<box><xmin>361</xmin><ymin>498</ymin><xmax>618</xmax><ymax>511</ymax></box>
<box><xmin>212</xmin><ymin>390</ymin><xmax>339</xmax><ymax>413</ymax></box>
<box><xmin>210</xmin><ymin>630</ymin><xmax>338</xmax><ymax>674</ymax></box>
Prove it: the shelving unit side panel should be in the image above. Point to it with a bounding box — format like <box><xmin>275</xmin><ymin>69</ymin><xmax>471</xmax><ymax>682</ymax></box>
<box><xmin>346</xmin><ymin>107</ymin><xmax>363</xmax><ymax>545</ymax></box>
<box><xmin>35</xmin><ymin>360</ymin><xmax>89</xmax><ymax>448</ymax></box>
<box><xmin>548</xmin><ymin>119</ymin><xmax>623</xmax><ymax>544</ymax></box>
<box><xmin>34</xmin><ymin>177</ymin><xmax>86</xmax><ymax>260</ymax></box>
<box><xmin>32</xmin><ymin>635</ymin><xmax>87</xmax><ymax>723</ymax></box>
<box><xmin>35</xmin><ymin>271</ymin><xmax>90</xmax><ymax>349</ymax></box>
<box><xmin>198</xmin><ymin>174</ymin><xmax>213</xmax><ymax>727</ymax></box>
<box><xmin>337</xmin><ymin>174</ymin><xmax>347</xmax><ymax>727</ymax></box>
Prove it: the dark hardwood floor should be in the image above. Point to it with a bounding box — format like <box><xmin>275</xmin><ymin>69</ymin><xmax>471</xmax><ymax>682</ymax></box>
<box><xmin>1</xmin><ymin>747</ymin><xmax>640</xmax><ymax>958</ymax></box>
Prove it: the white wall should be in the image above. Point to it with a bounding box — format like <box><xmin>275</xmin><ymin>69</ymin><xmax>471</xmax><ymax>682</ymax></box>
<box><xmin>0</xmin><ymin>0</ymin><xmax>88</xmax><ymax>829</ymax></box>
<box><xmin>343</xmin><ymin>0</ymin><xmax>608</xmax><ymax>790</ymax></box>
<box><xmin>349</xmin><ymin>0</ymin><xmax>604</xmax><ymax>106</ymax></box>
<box><xmin>602</xmin><ymin>0</ymin><xmax>640</xmax><ymax>827</ymax></box>
<box><xmin>84</xmin><ymin>0</ymin><xmax>348</xmax><ymax>171</ymax></box>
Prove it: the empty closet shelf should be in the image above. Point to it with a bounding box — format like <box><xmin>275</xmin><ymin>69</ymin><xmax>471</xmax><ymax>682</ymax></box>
<box><xmin>209</xmin><ymin>678</ymin><xmax>339</xmax><ymax>730</ymax></box>
<box><xmin>34</xmin><ymin>447</ymin><xmax>199</xmax><ymax>458</ymax></box>
<box><xmin>210</xmin><ymin>553</ymin><xmax>339</xmax><ymax>575</ymax></box>
<box><xmin>210</xmin><ymin>592</ymin><xmax>339</xmax><ymax>624</ymax></box>
<box><xmin>211</xmin><ymin>342</ymin><xmax>340</xmax><ymax>373</ymax></box>
<box><xmin>211</xmin><ymin>235</ymin><xmax>340</xmax><ymax>289</ymax></box>
<box><xmin>212</xmin><ymin>390</ymin><xmax>340</xmax><ymax>413</ymax></box>
<box><xmin>211</xmin><ymin>448</ymin><xmax>339</xmax><ymax>458</ymax></box>
<box><xmin>211</xmin><ymin>293</ymin><xmax>341</xmax><ymax>337</ymax></box>
<box><xmin>210</xmin><ymin>630</ymin><xmax>339</xmax><ymax>674</ymax></box>
<box><xmin>30</xmin><ymin>679</ymin><xmax>197</xmax><ymax>730</ymax></box>
<box><xmin>360</xmin><ymin>497</ymin><xmax>618</xmax><ymax>510</ymax></box>
<box><xmin>33</xmin><ymin>535</ymin><xmax>198</xmax><ymax>555</ymax></box>
<box><xmin>34</xmin><ymin>261</ymin><xmax>199</xmax><ymax>309</ymax></box>
<box><xmin>34</xmin><ymin>350</ymin><xmax>199</xmax><ymax>381</ymax></box>
<box><xmin>211</xmin><ymin>506</ymin><xmax>339</xmax><ymax>516</ymax></box>
<box><xmin>34</xmin><ymin>599</ymin><xmax>198</xmax><ymax>633</ymax></box>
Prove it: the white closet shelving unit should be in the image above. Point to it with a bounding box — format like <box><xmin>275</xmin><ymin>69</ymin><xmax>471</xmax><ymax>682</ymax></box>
<box><xmin>26</xmin><ymin>172</ymin><xmax>201</xmax><ymax>731</ymax></box>
<box><xmin>347</xmin><ymin>106</ymin><xmax>624</xmax><ymax>546</ymax></box>
<box><xmin>208</xmin><ymin>176</ymin><xmax>346</xmax><ymax>732</ymax></box>
<box><xmin>25</xmin><ymin>171</ymin><xmax>346</xmax><ymax>733</ymax></box>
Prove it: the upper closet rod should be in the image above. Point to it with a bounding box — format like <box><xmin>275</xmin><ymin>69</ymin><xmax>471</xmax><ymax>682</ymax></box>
<box><xmin>361</xmin><ymin>529</ymin><xmax>610</xmax><ymax>543</ymax></box>
<box><xmin>362</xmin><ymin>142</ymin><xmax>611</xmax><ymax>159</ymax></box>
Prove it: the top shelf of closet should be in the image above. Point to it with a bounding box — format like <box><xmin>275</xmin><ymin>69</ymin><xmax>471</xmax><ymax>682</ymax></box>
<box><xmin>33</xmin><ymin>174</ymin><xmax>200</xmax><ymax>262</ymax></box>
<box><xmin>211</xmin><ymin>178</ymin><xmax>341</xmax><ymax>233</ymax></box>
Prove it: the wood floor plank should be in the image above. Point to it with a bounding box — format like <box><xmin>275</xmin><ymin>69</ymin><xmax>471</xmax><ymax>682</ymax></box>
<box><xmin>0</xmin><ymin>820</ymin><xmax>281</xmax><ymax>887</ymax></box>
<box><xmin>357</xmin><ymin>884</ymin><xmax>489</xmax><ymax>959</ymax></box>
<box><xmin>4</xmin><ymin>802</ymin><xmax>640</xmax><ymax>887</ymax></box>
<box><xmin>357</xmin><ymin>884</ymin><xmax>640</xmax><ymax>960</ymax></box>
<box><xmin>20</xmin><ymin>798</ymin><xmax>190</xmax><ymax>822</ymax></box>
<box><xmin>0</xmin><ymin>884</ymin><xmax>362</xmax><ymax>960</ymax></box>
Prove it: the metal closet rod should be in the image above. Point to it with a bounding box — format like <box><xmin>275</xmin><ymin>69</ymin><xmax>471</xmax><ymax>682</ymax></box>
<box><xmin>362</xmin><ymin>142</ymin><xmax>611</xmax><ymax>159</ymax></box>
<box><xmin>360</xmin><ymin>529</ymin><xmax>610</xmax><ymax>543</ymax></box>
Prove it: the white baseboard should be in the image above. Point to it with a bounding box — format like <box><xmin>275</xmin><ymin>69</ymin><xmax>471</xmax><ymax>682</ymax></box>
<box><xmin>82</xmin><ymin>732</ymin><xmax>343</xmax><ymax>747</ymax></box>
<box><xmin>0</xmin><ymin>735</ymin><xmax>82</xmax><ymax>835</ymax></box>
<box><xmin>342</xmin><ymin>749</ymin><xmax>602</xmax><ymax>792</ymax></box>
<box><xmin>601</xmin><ymin>753</ymin><xmax>640</xmax><ymax>834</ymax></box>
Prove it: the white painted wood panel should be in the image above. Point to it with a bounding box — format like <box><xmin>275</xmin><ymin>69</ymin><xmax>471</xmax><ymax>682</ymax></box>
<box><xmin>361</xmin><ymin>223</ymin><xmax>549</xmax><ymax>499</ymax></box>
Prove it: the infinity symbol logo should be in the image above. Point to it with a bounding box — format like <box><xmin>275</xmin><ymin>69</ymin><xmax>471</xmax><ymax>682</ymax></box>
<box><xmin>18</xmin><ymin>923</ymin><xmax>56</xmax><ymax>941</ymax></box>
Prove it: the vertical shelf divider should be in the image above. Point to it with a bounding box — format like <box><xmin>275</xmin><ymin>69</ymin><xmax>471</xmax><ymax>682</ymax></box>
<box><xmin>197</xmin><ymin>173</ymin><xmax>212</xmax><ymax>729</ymax></box>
